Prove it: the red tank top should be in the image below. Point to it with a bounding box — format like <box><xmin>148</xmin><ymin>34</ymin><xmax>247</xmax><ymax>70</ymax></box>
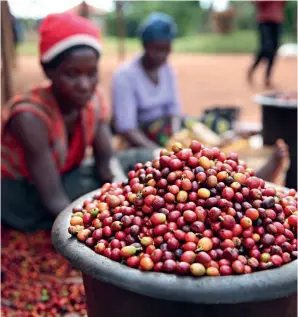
<box><xmin>1</xmin><ymin>84</ymin><xmax>109</xmax><ymax>179</ymax></box>
<box><xmin>255</xmin><ymin>0</ymin><xmax>285</xmax><ymax>24</ymax></box>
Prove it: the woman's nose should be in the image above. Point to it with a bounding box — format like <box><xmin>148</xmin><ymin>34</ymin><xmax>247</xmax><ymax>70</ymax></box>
<box><xmin>77</xmin><ymin>76</ymin><xmax>91</xmax><ymax>92</ymax></box>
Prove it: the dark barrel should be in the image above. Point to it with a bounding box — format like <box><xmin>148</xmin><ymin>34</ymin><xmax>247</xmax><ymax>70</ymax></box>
<box><xmin>52</xmin><ymin>191</ymin><xmax>297</xmax><ymax>317</ymax></box>
<box><xmin>256</xmin><ymin>95</ymin><xmax>297</xmax><ymax>188</ymax></box>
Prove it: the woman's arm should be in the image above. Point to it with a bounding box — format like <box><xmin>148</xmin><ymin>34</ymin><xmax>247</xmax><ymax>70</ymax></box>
<box><xmin>170</xmin><ymin>116</ymin><xmax>182</xmax><ymax>135</ymax></box>
<box><xmin>93</xmin><ymin>121</ymin><xmax>126</xmax><ymax>182</ymax></box>
<box><xmin>9</xmin><ymin>111</ymin><xmax>71</xmax><ymax>217</ymax></box>
<box><xmin>167</xmin><ymin>66</ymin><xmax>182</xmax><ymax>134</ymax></box>
<box><xmin>123</xmin><ymin>129</ymin><xmax>159</xmax><ymax>149</ymax></box>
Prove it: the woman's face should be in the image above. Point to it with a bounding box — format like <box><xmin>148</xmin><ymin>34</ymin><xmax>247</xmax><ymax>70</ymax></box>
<box><xmin>48</xmin><ymin>48</ymin><xmax>99</xmax><ymax>111</ymax></box>
<box><xmin>144</xmin><ymin>41</ymin><xmax>172</xmax><ymax>69</ymax></box>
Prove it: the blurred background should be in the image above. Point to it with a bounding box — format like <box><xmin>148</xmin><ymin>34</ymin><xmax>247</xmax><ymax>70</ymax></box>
<box><xmin>2</xmin><ymin>0</ymin><xmax>297</xmax><ymax>123</ymax></box>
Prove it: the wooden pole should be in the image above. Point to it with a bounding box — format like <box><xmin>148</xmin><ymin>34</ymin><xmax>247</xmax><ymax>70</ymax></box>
<box><xmin>80</xmin><ymin>1</ymin><xmax>89</xmax><ymax>19</ymax></box>
<box><xmin>115</xmin><ymin>0</ymin><xmax>126</xmax><ymax>61</ymax></box>
<box><xmin>1</xmin><ymin>1</ymin><xmax>15</xmax><ymax>104</ymax></box>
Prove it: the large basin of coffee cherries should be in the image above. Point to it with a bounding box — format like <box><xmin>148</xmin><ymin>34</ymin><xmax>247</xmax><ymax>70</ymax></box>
<box><xmin>52</xmin><ymin>183</ymin><xmax>297</xmax><ymax>317</ymax></box>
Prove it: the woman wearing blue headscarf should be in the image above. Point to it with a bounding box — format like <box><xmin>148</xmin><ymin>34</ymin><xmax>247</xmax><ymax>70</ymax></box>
<box><xmin>112</xmin><ymin>12</ymin><xmax>182</xmax><ymax>148</ymax></box>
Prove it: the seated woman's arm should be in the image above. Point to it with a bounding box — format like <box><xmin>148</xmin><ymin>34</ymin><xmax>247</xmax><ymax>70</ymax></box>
<box><xmin>93</xmin><ymin>121</ymin><xmax>126</xmax><ymax>182</ymax></box>
<box><xmin>167</xmin><ymin>66</ymin><xmax>182</xmax><ymax>134</ymax></box>
<box><xmin>9</xmin><ymin>111</ymin><xmax>71</xmax><ymax>217</ymax></box>
<box><xmin>112</xmin><ymin>71</ymin><xmax>159</xmax><ymax>149</ymax></box>
<box><xmin>123</xmin><ymin>130</ymin><xmax>159</xmax><ymax>149</ymax></box>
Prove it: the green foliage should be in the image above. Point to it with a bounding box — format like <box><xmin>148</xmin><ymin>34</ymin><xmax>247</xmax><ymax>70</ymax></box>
<box><xmin>174</xmin><ymin>30</ymin><xmax>258</xmax><ymax>54</ymax></box>
<box><xmin>283</xmin><ymin>0</ymin><xmax>297</xmax><ymax>36</ymax></box>
<box><xmin>232</xmin><ymin>2</ymin><xmax>255</xmax><ymax>30</ymax></box>
<box><xmin>106</xmin><ymin>1</ymin><xmax>205</xmax><ymax>38</ymax></box>
<box><xmin>20</xmin><ymin>18</ymin><xmax>36</xmax><ymax>29</ymax></box>
<box><xmin>17</xmin><ymin>1</ymin><xmax>297</xmax><ymax>56</ymax></box>
<box><xmin>106</xmin><ymin>0</ymin><xmax>297</xmax><ymax>39</ymax></box>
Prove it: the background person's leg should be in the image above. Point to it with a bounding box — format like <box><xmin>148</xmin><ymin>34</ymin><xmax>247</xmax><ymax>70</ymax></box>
<box><xmin>247</xmin><ymin>23</ymin><xmax>267</xmax><ymax>82</ymax></box>
<box><xmin>265</xmin><ymin>23</ymin><xmax>281</xmax><ymax>87</ymax></box>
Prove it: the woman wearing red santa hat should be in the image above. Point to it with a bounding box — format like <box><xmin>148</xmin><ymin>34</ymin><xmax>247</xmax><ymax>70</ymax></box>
<box><xmin>1</xmin><ymin>13</ymin><xmax>153</xmax><ymax>232</ymax></box>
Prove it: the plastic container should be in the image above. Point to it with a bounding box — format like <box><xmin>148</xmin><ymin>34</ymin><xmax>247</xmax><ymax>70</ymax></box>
<box><xmin>254</xmin><ymin>94</ymin><xmax>297</xmax><ymax>188</ymax></box>
<box><xmin>52</xmin><ymin>190</ymin><xmax>297</xmax><ymax>317</ymax></box>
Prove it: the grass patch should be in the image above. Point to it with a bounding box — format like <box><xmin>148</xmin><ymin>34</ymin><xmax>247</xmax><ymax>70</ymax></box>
<box><xmin>174</xmin><ymin>30</ymin><xmax>296</xmax><ymax>54</ymax></box>
<box><xmin>175</xmin><ymin>30</ymin><xmax>258</xmax><ymax>54</ymax></box>
<box><xmin>17</xmin><ymin>31</ymin><xmax>296</xmax><ymax>56</ymax></box>
<box><xmin>17</xmin><ymin>41</ymin><xmax>38</xmax><ymax>56</ymax></box>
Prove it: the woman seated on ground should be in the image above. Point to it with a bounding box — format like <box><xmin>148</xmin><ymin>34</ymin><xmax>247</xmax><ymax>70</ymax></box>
<box><xmin>112</xmin><ymin>12</ymin><xmax>181</xmax><ymax>149</ymax></box>
<box><xmin>112</xmin><ymin>12</ymin><xmax>289</xmax><ymax>184</ymax></box>
<box><xmin>1</xmin><ymin>13</ymin><xmax>153</xmax><ymax>232</ymax></box>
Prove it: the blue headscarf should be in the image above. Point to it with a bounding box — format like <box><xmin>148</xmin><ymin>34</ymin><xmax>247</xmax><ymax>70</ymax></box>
<box><xmin>138</xmin><ymin>12</ymin><xmax>177</xmax><ymax>45</ymax></box>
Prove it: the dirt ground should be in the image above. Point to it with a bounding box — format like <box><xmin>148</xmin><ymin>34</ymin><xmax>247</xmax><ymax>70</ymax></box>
<box><xmin>11</xmin><ymin>53</ymin><xmax>297</xmax><ymax>123</ymax></box>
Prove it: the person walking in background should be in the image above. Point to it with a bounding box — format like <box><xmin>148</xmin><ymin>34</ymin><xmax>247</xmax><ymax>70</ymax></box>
<box><xmin>247</xmin><ymin>0</ymin><xmax>286</xmax><ymax>88</ymax></box>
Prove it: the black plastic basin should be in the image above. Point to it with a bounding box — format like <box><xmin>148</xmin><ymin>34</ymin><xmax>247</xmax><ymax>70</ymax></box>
<box><xmin>254</xmin><ymin>94</ymin><xmax>297</xmax><ymax>188</ymax></box>
<box><xmin>52</xmin><ymin>190</ymin><xmax>297</xmax><ymax>317</ymax></box>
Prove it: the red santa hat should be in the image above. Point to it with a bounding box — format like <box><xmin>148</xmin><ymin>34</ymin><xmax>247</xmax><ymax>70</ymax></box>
<box><xmin>39</xmin><ymin>13</ymin><xmax>102</xmax><ymax>63</ymax></box>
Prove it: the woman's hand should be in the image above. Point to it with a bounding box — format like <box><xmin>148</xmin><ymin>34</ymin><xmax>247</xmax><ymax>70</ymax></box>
<box><xmin>123</xmin><ymin>129</ymin><xmax>160</xmax><ymax>149</ymax></box>
<box><xmin>93</xmin><ymin>122</ymin><xmax>122</xmax><ymax>183</ymax></box>
<box><xmin>152</xmin><ymin>147</ymin><xmax>164</xmax><ymax>158</ymax></box>
<box><xmin>109</xmin><ymin>157</ymin><xmax>127</xmax><ymax>182</ymax></box>
<box><xmin>97</xmin><ymin>163</ymin><xmax>114</xmax><ymax>183</ymax></box>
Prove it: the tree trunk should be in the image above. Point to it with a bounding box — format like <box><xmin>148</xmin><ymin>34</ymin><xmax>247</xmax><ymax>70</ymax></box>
<box><xmin>80</xmin><ymin>1</ymin><xmax>89</xmax><ymax>19</ymax></box>
<box><xmin>115</xmin><ymin>0</ymin><xmax>126</xmax><ymax>62</ymax></box>
<box><xmin>1</xmin><ymin>1</ymin><xmax>15</xmax><ymax>104</ymax></box>
<box><xmin>212</xmin><ymin>8</ymin><xmax>235</xmax><ymax>34</ymax></box>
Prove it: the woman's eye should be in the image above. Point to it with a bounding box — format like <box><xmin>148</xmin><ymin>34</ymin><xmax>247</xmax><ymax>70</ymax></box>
<box><xmin>64</xmin><ymin>71</ymin><xmax>77</xmax><ymax>77</ymax></box>
<box><xmin>88</xmin><ymin>71</ymin><xmax>97</xmax><ymax>77</ymax></box>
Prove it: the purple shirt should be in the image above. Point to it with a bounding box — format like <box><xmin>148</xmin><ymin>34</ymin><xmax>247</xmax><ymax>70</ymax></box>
<box><xmin>112</xmin><ymin>55</ymin><xmax>181</xmax><ymax>133</ymax></box>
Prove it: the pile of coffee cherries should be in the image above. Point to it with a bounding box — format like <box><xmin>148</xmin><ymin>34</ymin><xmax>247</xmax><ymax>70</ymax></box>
<box><xmin>68</xmin><ymin>141</ymin><xmax>297</xmax><ymax>276</ymax></box>
<box><xmin>1</xmin><ymin>229</ymin><xmax>86</xmax><ymax>317</ymax></box>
